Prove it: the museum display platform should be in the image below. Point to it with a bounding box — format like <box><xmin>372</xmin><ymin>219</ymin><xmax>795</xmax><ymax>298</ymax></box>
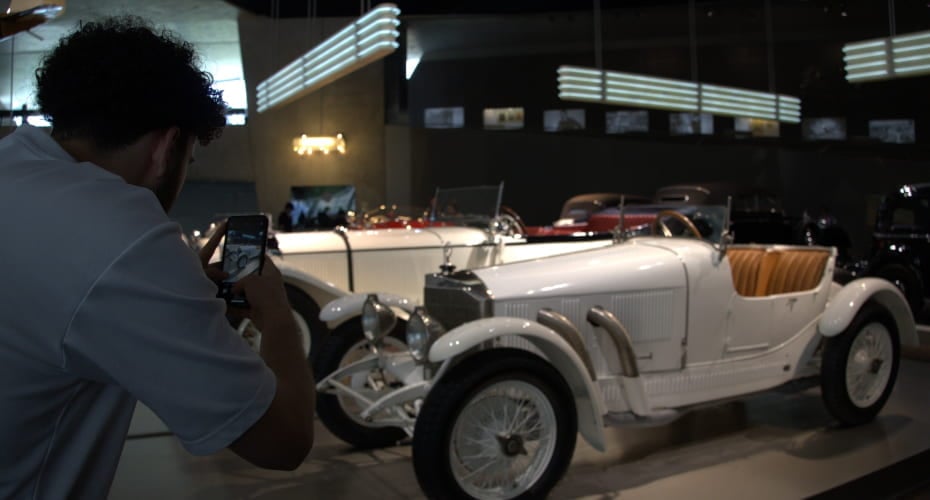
<box><xmin>111</xmin><ymin>344</ymin><xmax>930</xmax><ymax>500</ymax></box>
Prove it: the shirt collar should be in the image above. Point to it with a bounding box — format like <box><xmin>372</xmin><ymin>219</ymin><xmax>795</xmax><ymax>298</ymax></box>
<box><xmin>10</xmin><ymin>123</ymin><xmax>77</xmax><ymax>163</ymax></box>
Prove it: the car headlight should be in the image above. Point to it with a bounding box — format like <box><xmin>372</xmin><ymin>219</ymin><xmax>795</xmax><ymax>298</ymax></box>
<box><xmin>406</xmin><ymin>306</ymin><xmax>446</xmax><ymax>363</ymax></box>
<box><xmin>361</xmin><ymin>294</ymin><xmax>396</xmax><ymax>342</ymax></box>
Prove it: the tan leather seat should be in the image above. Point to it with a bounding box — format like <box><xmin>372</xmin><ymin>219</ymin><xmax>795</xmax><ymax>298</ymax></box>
<box><xmin>727</xmin><ymin>248</ymin><xmax>764</xmax><ymax>296</ymax></box>
<box><xmin>764</xmin><ymin>249</ymin><xmax>830</xmax><ymax>295</ymax></box>
<box><xmin>755</xmin><ymin>250</ymin><xmax>782</xmax><ymax>296</ymax></box>
<box><xmin>729</xmin><ymin>248</ymin><xmax>830</xmax><ymax>297</ymax></box>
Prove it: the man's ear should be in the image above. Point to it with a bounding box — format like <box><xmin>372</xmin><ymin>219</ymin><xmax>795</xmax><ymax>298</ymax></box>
<box><xmin>145</xmin><ymin>126</ymin><xmax>181</xmax><ymax>182</ymax></box>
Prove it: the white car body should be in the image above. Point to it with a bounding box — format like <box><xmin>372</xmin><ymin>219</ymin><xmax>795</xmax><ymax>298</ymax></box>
<box><xmin>420</xmin><ymin>238</ymin><xmax>915</xmax><ymax>446</ymax></box>
<box><xmin>194</xmin><ymin>184</ymin><xmax>618</xmax><ymax>361</ymax></box>
<box><xmin>275</xmin><ymin>226</ymin><xmax>613</xmax><ymax>319</ymax></box>
<box><xmin>316</xmin><ymin>217</ymin><xmax>916</xmax><ymax>498</ymax></box>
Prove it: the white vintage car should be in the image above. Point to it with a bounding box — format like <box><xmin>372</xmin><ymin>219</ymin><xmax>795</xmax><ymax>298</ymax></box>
<box><xmin>210</xmin><ymin>185</ymin><xmax>616</xmax><ymax>362</ymax></box>
<box><xmin>316</xmin><ymin>206</ymin><xmax>916</xmax><ymax>499</ymax></box>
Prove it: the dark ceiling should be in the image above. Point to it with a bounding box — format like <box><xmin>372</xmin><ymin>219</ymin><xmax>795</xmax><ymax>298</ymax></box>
<box><xmin>223</xmin><ymin>0</ymin><xmax>860</xmax><ymax>19</ymax></box>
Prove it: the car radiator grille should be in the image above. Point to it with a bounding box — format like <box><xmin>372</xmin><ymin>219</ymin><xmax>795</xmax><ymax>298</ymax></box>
<box><xmin>423</xmin><ymin>270</ymin><xmax>492</xmax><ymax>330</ymax></box>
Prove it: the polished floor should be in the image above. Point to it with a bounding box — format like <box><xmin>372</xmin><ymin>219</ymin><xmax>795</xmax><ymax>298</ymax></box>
<box><xmin>111</xmin><ymin>349</ymin><xmax>930</xmax><ymax>499</ymax></box>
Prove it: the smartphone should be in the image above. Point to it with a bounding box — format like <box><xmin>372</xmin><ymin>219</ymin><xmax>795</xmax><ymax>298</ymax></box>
<box><xmin>218</xmin><ymin>214</ymin><xmax>269</xmax><ymax>307</ymax></box>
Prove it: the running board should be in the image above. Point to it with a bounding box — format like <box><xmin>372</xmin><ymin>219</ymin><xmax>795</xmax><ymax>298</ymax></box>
<box><xmin>603</xmin><ymin>409</ymin><xmax>681</xmax><ymax>428</ymax></box>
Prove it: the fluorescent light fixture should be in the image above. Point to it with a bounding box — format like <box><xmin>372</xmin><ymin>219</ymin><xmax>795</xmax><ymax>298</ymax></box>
<box><xmin>293</xmin><ymin>133</ymin><xmax>347</xmax><ymax>155</ymax></box>
<box><xmin>405</xmin><ymin>55</ymin><xmax>421</xmax><ymax>80</ymax></box>
<box><xmin>558</xmin><ymin>65</ymin><xmax>801</xmax><ymax>123</ymax></box>
<box><xmin>843</xmin><ymin>28</ymin><xmax>930</xmax><ymax>82</ymax></box>
<box><xmin>256</xmin><ymin>3</ymin><xmax>400</xmax><ymax>113</ymax></box>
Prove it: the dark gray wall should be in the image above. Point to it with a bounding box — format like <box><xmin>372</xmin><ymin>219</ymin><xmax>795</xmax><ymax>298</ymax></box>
<box><xmin>169</xmin><ymin>180</ymin><xmax>259</xmax><ymax>234</ymax></box>
<box><xmin>237</xmin><ymin>12</ymin><xmax>388</xmax><ymax>216</ymax></box>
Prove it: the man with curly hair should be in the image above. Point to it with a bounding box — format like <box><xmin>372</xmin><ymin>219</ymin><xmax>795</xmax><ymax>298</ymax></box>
<box><xmin>0</xmin><ymin>16</ymin><xmax>315</xmax><ymax>498</ymax></box>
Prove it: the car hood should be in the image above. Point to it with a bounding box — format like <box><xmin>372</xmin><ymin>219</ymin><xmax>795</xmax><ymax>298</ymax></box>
<box><xmin>274</xmin><ymin>226</ymin><xmax>492</xmax><ymax>254</ymax></box>
<box><xmin>472</xmin><ymin>237</ymin><xmax>692</xmax><ymax>300</ymax></box>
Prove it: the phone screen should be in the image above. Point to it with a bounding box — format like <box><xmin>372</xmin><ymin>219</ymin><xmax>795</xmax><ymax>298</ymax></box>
<box><xmin>219</xmin><ymin>215</ymin><xmax>269</xmax><ymax>306</ymax></box>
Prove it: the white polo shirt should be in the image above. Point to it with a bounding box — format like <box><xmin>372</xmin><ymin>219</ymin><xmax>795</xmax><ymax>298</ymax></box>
<box><xmin>0</xmin><ymin>125</ymin><xmax>277</xmax><ymax>499</ymax></box>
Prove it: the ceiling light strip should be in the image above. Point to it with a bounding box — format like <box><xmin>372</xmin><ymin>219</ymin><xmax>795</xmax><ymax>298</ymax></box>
<box><xmin>558</xmin><ymin>65</ymin><xmax>802</xmax><ymax>123</ymax></box>
<box><xmin>256</xmin><ymin>3</ymin><xmax>401</xmax><ymax>113</ymax></box>
<box><xmin>843</xmin><ymin>28</ymin><xmax>930</xmax><ymax>82</ymax></box>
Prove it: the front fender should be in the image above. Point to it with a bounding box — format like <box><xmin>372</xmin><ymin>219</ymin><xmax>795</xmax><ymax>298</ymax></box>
<box><xmin>819</xmin><ymin>277</ymin><xmax>917</xmax><ymax>346</ymax></box>
<box><xmin>429</xmin><ymin>317</ymin><xmax>607</xmax><ymax>452</ymax></box>
<box><xmin>319</xmin><ymin>292</ymin><xmax>417</xmax><ymax>326</ymax></box>
<box><xmin>276</xmin><ymin>259</ymin><xmax>348</xmax><ymax>310</ymax></box>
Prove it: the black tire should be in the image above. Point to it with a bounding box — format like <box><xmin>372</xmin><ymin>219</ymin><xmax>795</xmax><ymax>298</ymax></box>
<box><xmin>821</xmin><ymin>302</ymin><xmax>900</xmax><ymax>427</ymax></box>
<box><xmin>874</xmin><ymin>263</ymin><xmax>924</xmax><ymax>318</ymax></box>
<box><xmin>237</xmin><ymin>254</ymin><xmax>249</xmax><ymax>270</ymax></box>
<box><xmin>285</xmin><ymin>286</ymin><xmax>327</xmax><ymax>364</ymax></box>
<box><xmin>413</xmin><ymin>349</ymin><xmax>577</xmax><ymax>500</ymax></box>
<box><xmin>314</xmin><ymin>319</ymin><xmax>409</xmax><ymax>449</ymax></box>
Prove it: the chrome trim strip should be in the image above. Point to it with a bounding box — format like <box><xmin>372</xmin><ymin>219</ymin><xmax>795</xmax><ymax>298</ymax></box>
<box><xmin>586</xmin><ymin>306</ymin><xmax>640</xmax><ymax>378</ymax></box>
<box><xmin>536</xmin><ymin>309</ymin><xmax>597</xmax><ymax>381</ymax></box>
<box><xmin>724</xmin><ymin>342</ymin><xmax>771</xmax><ymax>353</ymax></box>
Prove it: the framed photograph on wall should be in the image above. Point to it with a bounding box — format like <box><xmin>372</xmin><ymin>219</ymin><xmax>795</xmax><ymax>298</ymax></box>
<box><xmin>734</xmin><ymin>117</ymin><xmax>780</xmax><ymax>138</ymax></box>
<box><xmin>869</xmin><ymin>119</ymin><xmax>915</xmax><ymax>144</ymax></box>
<box><xmin>483</xmin><ymin>107</ymin><xmax>525</xmax><ymax>130</ymax></box>
<box><xmin>288</xmin><ymin>185</ymin><xmax>357</xmax><ymax>230</ymax></box>
<box><xmin>424</xmin><ymin>106</ymin><xmax>465</xmax><ymax>129</ymax></box>
<box><xmin>543</xmin><ymin>109</ymin><xmax>585</xmax><ymax>132</ymax></box>
<box><xmin>606</xmin><ymin>110</ymin><xmax>649</xmax><ymax>134</ymax></box>
<box><xmin>802</xmin><ymin>117</ymin><xmax>847</xmax><ymax>141</ymax></box>
<box><xmin>669</xmin><ymin>112</ymin><xmax>713</xmax><ymax>135</ymax></box>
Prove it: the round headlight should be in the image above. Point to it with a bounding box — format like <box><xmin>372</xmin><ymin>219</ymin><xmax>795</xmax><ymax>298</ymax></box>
<box><xmin>361</xmin><ymin>294</ymin><xmax>396</xmax><ymax>342</ymax></box>
<box><xmin>406</xmin><ymin>307</ymin><xmax>445</xmax><ymax>362</ymax></box>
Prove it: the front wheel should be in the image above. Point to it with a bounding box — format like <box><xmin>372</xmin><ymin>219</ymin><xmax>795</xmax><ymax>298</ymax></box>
<box><xmin>821</xmin><ymin>302</ymin><xmax>900</xmax><ymax>426</ymax></box>
<box><xmin>413</xmin><ymin>349</ymin><xmax>577</xmax><ymax>500</ymax></box>
<box><xmin>315</xmin><ymin>319</ymin><xmax>410</xmax><ymax>449</ymax></box>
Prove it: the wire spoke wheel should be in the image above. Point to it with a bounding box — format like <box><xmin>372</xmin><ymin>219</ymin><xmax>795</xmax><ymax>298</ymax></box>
<box><xmin>821</xmin><ymin>302</ymin><xmax>900</xmax><ymax>426</ymax></box>
<box><xmin>413</xmin><ymin>349</ymin><xmax>577</xmax><ymax>500</ymax></box>
<box><xmin>336</xmin><ymin>336</ymin><xmax>409</xmax><ymax>425</ymax></box>
<box><xmin>845</xmin><ymin>322</ymin><xmax>893</xmax><ymax>408</ymax></box>
<box><xmin>315</xmin><ymin>320</ymin><xmax>411</xmax><ymax>449</ymax></box>
<box><xmin>450</xmin><ymin>381</ymin><xmax>556</xmax><ymax>498</ymax></box>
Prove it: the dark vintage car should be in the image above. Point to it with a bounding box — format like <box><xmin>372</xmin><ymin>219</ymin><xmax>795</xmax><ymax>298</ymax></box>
<box><xmin>854</xmin><ymin>183</ymin><xmax>930</xmax><ymax>317</ymax></box>
<box><xmin>655</xmin><ymin>182</ymin><xmax>852</xmax><ymax>261</ymax></box>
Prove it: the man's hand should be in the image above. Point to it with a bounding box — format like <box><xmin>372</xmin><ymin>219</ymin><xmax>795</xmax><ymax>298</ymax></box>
<box><xmin>230</xmin><ymin>258</ymin><xmax>292</xmax><ymax>332</ymax></box>
<box><xmin>227</xmin><ymin>256</ymin><xmax>315</xmax><ymax>470</ymax></box>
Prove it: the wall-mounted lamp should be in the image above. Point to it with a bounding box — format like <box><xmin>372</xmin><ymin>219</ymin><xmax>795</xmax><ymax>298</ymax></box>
<box><xmin>293</xmin><ymin>133</ymin><xmax>346</xmax><ymax>156</ymax></box>
<box><xmin>843</xmin><ymin>30</ymin><xmax>930</xmax><ymax>83</ymax></box>
<box><xmin>256</xmin><ymin>3</ymin><xmax>401</xmax><ymax>113</ymax></box>
<box><xmin>558</xmin><ymin>65</ymin><xmax>801</xmax><ymax>123</ymax></box>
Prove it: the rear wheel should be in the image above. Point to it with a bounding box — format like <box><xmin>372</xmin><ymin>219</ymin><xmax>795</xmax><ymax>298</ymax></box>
<box><xmin>821</xmin><ymin>302</ymin><xmax>900</xmax><ymax>426</ymax></box>
<box><xmin>413</xmin><ymin>349</ymin><xmax>577</xmax><ymax>500</ymax></box>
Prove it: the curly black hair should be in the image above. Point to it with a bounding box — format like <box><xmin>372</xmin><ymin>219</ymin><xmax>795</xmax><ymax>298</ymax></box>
<box><xmin>35</xmin><ymin>16</ymin><xmax>227</xmax><ymax>149</ymax></box>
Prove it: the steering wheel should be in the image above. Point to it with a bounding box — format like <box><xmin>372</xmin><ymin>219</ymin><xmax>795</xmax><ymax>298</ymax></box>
<box><xmin>494</xmin><ymin>205</ymin><xmax>528</xmax><ymax>236</ymax></box>
<box><xmin>652</xmin><ymin>210</ymin><xmax>703</xmax><ymax>239</ymax></box>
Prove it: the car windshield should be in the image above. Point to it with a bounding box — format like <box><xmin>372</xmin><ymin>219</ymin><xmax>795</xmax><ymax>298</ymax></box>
<box><xmin>429</xmin><ymin>184</ymin><xmax>504</xmax><ymax>227</ymax></box>
<box><xmin>616</xmin><ymin>204</ymin><xmax>730</xmax><ymax>243</ymax></box>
